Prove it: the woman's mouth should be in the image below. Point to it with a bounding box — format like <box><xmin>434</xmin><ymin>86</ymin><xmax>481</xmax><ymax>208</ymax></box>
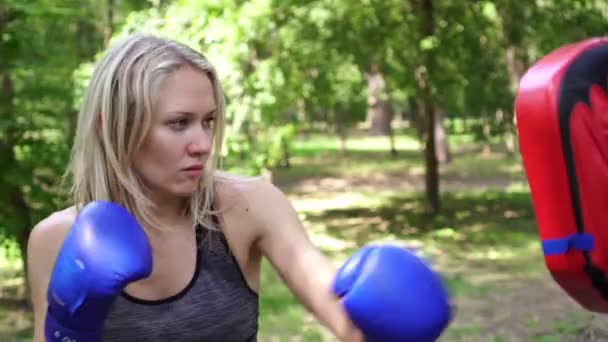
<box><xmin>182</xmin><ymin>165</ymin><xmax>203</xmax><ymax>178</ymax></box>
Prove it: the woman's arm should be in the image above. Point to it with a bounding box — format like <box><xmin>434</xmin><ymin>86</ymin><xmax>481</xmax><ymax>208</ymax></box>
<box><xmin>27</xmin><ymin>209</ymin><xmax>75</xmax><ymax>342</ymax></box>
<box><xmin>247</xmin><ymin>180</ymin><xmax>363</xmax><ymax>341</ymax></box>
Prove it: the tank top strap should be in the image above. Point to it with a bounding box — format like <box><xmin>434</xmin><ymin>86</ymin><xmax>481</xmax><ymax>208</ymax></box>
<box><xmin>196</xmin><ymin>213</ymin><xmax>239</xmax><ymax>266</ymax></box>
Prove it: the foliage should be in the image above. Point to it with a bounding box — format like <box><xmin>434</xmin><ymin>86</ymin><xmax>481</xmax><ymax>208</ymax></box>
<box><xmin>1</xmin><ymin>0</ymin><xmax>608</xmax><ymax>311</ymax></box>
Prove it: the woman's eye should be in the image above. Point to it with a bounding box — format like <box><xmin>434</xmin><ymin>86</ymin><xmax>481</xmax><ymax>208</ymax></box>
<box><xmin>202</xmin><ymin>118</ymin><xmax>215</xmax><ymax>130</ymax></box>
<box><xmin>169</xmin><ymin>118</ymin><xmax>188</xmax><ymax>130</ymax></box>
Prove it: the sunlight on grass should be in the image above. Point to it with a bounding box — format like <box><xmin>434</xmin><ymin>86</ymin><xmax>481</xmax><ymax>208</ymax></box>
<box><xmin>285</xmin><ymin>183</ymin><xmax>549</xmax><ymax>341</ymax></box>
<box><xmin>274</xmin><ymin>130</ymin><xmax>527</xmax><ymax>197</ymax></box>
<box><xmin>442</xmin><ymin>152</ymin><xmax>524</xmax><ymax>180</ymax></box>
<box><xmin>464</xmin><ymin>241</ymin><xmax>541</xmax><ymax>263</ymax></box>
<box><xmin>295</xmin><ymin>188</ymin><xmax>543</xmax><ymax>288</ymax></box>
<box><xmin>0</xmin><ymin>277</ymin><xmax>23</xmax><ymax>288</ymax></box>
<box><xmin>308</xmin><ymin>231</ymin><xmax>357</xmax><ymax>253</ymax></box>
<box><xmin>429</xmin><ymin>227</ymin><xmax>463</xmax><ymax>240</ymax></box>
<box><xmin>407</xmin><ymin>165</ymin><xmax>425</xmax><ymax>176</ymax></box>
<box><xmin>344</xmin><ymin>135</ymin><xmax>420</xmax><ymax>151</ymax></box>
<box><xmin>290</xmin><ymin>191</ymin><xmax>389</xmax><ymax>213</ymax></box>
<box><xmin>505</xmin><ymin>182</ymin><xmax>531</xmax><ymax>192</ymax></box>
<box><xmin>294</xmin><ymin>132</ymin><xmax>420</xmax><ymax>153</ymax></box>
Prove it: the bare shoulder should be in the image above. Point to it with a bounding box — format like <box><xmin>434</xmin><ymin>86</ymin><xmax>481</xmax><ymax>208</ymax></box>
<box><xmin>214</xmin><ymin>172</ymin><xmax>299</xmax><ymax>239</ymax></box>
<box><xmin>214</xmin><ymin>172</ymin><xmax>288</xmax><ymax>214</ymax></box>
<box><xmin>30</xmin><ymin>206</ymin><xmax>77</xmax><ymax>246</ymax></box>
<box><xmin>28</xmin><ymin>206</ymin><xmax>78</xmax><ymax>267</ymax></box>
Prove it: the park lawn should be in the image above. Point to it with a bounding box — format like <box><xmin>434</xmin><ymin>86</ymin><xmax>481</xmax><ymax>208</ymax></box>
<box><xmin>270</xmin><ymin>129</ymin><xmax>526</xmax><ymax>190</ymax></box>
<box><xmin>1</xmin><ymin>130</ymin><xmax>598</xmax><ymax>341</ymax></box>
<box><xmin>259</xmin><ymin>132</ymin><xmax>598</xmax><ymax>341</ymax></box>
<box><xmin>257</xmin><ymin>187</ymin><xmax>549</xmax><ymax>341</ymax></box>
<box><xmin>0</xmin><ymin>257</ymin><xmax>30</xmax><ymax>342</ymax></box>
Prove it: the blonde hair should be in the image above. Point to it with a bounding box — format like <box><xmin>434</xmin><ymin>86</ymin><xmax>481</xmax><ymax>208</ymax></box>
<box><xmin>65</xmin><ymin>33</ymin><xmax>229</xmax><ymax>232</ymax></box>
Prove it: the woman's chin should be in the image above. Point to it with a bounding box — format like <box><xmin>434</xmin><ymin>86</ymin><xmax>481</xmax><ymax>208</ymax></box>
<box><xmin>172</xmin><ymin>184</ymin><xmax>199</xmax><ymax>198</ymax></box>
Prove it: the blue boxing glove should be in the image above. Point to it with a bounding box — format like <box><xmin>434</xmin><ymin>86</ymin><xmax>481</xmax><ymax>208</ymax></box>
<box><xmin>333</xmin><ymin>245</ymin><xmax>452</xmax><ymax>342</ymax></box>
<box><xmin>45</xmin><ymin>201</ymin><xmax>153</xmax><ymax>342</ymax></box>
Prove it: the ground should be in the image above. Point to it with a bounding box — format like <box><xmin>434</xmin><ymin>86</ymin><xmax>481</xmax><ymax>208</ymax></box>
<box><xmin>268</xmin><ymin>143</ymin><xmax>607</xmax><ymax>342</ymax></box>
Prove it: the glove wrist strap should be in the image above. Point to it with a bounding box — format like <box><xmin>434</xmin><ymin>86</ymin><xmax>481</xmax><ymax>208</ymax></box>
<box><xmin>45</xmin><ymin>308</ymin><xmax>102</xmax><ymax>342</ymax></box>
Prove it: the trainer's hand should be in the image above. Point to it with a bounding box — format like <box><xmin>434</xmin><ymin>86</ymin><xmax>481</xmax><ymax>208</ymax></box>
<box><xmin>45</xmin><ymin>201</ymin><xmax>153</xmax><ymax>342</ymax></box>
<box><xmin>333</xmin><ymin>245</ymin><xmax>452</xmax><ymax>342</ymax></box>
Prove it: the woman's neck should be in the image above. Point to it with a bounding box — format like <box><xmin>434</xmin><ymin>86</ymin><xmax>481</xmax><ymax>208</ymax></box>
<box><xmin>146</xmin><ymin>193</ymin><xmax>191</xmax><ymax>228</ymax></box>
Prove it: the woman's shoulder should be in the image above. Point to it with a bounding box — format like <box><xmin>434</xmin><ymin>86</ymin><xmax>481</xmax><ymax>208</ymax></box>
<box><xmin>32</xmin><ymin>206</ymin><xmax>78</xmax><ymax>235</ymax></box>
<box><xmin>28</xmin><ymin>206</ymin><xmax>78</xmax><ymax>257</ymax></box>
<box><xmin>213</xmin><ymin>171</ymin><xmax>294</xmax><ymax>233</ymax></box>
<box><xmin>213</xmin><ymin>171</ymin><xmax>286</xmax><ymax>209</ymax></box>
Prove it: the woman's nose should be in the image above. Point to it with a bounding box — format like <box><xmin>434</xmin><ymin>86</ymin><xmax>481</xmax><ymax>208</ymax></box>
<box><xmin>187</xmin><ymin>129</ymin><xmax>211</xmax><ymax>155</ymax></box>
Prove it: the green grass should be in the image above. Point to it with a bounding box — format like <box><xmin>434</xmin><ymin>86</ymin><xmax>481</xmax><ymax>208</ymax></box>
<box><xmin>255</xmin><ymin>129</ymin><xmax>538</xmax><ymax>339</ymax></box>
<box><xmin>0</xmin><ymin>271</ymin><xmax>31</xmax><ymax>342</ymax></box>
<box><xmin>0</xmin><ymin>130</ymin><xmax>586</xmax><ymax>341</ymax></box>
<box><xmin>255</xmin><ymin>186</ymin><xmax>547</xmax><ymax>340</ymax></box>
<box><xmin>258</xmin><ymin>259</ymin><xmax>327</xmax><ymax>341</ymax></box>
<box><xmin>271</xmin><ymin>131</ymin><xmax>523</xmax><ymax>188</ymax></box>
<box><xmin>293</xmin><ymin>131</ymin><xmax>420</xmax><ymax>155</ymax></box>
<box><xmin>273</xmin><ymin>134</ymin><xmax>422</xmax><ymax>184</ymax></box>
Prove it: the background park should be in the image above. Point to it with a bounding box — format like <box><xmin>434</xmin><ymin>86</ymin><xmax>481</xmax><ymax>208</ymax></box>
<box><xmin>2</xmin><ymin>0</ymin><xmax>608</xmax><ymax>341</ymax></box>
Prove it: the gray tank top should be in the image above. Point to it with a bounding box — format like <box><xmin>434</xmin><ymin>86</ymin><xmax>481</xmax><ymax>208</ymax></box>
<box><xmin>101</xmin><ymin>223</ymin><xmax>259</xmax><ymax>341</ymax></box>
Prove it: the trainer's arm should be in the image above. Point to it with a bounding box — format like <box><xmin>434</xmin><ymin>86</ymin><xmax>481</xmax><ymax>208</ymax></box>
<box><xmin>250</xmin><ymin>181</ymin><xmax>363</xmax><ymax>342</ymax></box>
<box><xmin>27</xmin><ymin>210</ymin><xmax>75</xmax><ymax>342</ymax></box>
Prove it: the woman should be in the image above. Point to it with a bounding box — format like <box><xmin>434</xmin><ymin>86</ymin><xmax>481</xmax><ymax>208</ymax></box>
<box><xmin>26</xmin><ymin>32</ymin><xmax>364</xmax><ymax>342</ymax></box>
<box><xmin>27</xmin><ymin>33</ymin><xmax>450</xmax><ymax>342</ymax></box>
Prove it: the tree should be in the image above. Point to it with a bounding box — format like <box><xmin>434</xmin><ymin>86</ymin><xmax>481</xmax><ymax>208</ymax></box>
<box><xmin>0</xmin><ymin>0</ymin><xmax>149</xmax><ymax>304</ymax></box>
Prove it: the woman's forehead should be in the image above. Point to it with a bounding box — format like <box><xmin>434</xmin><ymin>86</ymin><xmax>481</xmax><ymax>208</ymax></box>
<box><xmin>155</xmin><ymin>67</ymin><xmax>216</xmax><ymax>115</ymax></box>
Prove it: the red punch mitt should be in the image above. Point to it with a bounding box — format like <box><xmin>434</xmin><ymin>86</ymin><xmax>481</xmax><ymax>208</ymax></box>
<box><xmin>515</xmin><ymin>37</ymin><xmax>608</xmax><ymax>313</ymax></box>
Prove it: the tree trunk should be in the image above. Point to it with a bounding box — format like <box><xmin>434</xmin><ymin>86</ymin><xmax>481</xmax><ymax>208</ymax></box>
<box><xmin>297</xmin><ymin>98</ymin><xmax>312</xmax><ymax>138</ymax></box>
<box><xmin>335</xmin><ymin>109</ymin><xmax>349</xmax><ymax>157</ymax></box>
<box><xmin>418</xmin><ymin>0</ymin><xmax>439</xmax><ymax>214</ymax></box>
<box><xmin>243</xmin><ymin>120</ymin><xmax>256</xmax><ymax>154</ymax></box>
<box><xmin>104</xmin><ymin>0</ymin><xmax>114</xmax><ymax>45</ymax></box>
<box><xmin>482</xmin><ymin>114</ymin><xmax>492</xmax><ymax>155</ymax></box>
<box><xmin>365</xmin><ymin>65</ymin><xmax>392</xmax><ymax>136</ymax></box>
<box><xmin>12</xmin><ymin>188</ymin><xmax>33</xmax><ymax>306</ymax></box>
<box><xmin>297</xmin><ymin>98</ymin><xmax>306</xmax><ymax>123</ymax></box>
<box><xmin>500</xmin><ymin>0</ymin><xmax>529</xmax><ymax>156</ymax></box>
<box><xmin>505</xmin><ymin>45</ymin><xmax>527</xmax><ymax>94</ymax></box>
<box><xmin>420</xmin><ymin>88</ymin><xmax>439</xmax><ymax>214</ymax></box>
<box><xmin>388</xmin><ymin>128</ymin><xmax>397</xmax><ymax>158</ymax></box>
<box><xmin>505</xmin><ymin>45</ymin><xmax>527</xmax><ymax>155</ymax></box>
<box><xmin>386</xmin><ymin>102</ymin><xmax>398</xmax><ymax>157</ymax></box>
<box><xmin>280</xmin><ymin>135</ymin><xmax>291</xmax><ymax>168</ymax></box>
<box><xmin>434</xmin><ymin>108</ymin><xmax>451</xmax><ymax>164</ymax></box>
<box><xmin>407</xmin><ymin>96</ymin><xmax>423</xmax><ymax>139</ymax></box>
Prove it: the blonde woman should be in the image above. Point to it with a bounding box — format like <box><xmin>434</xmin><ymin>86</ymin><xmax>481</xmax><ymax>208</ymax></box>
<box><xmin>27</xmin><ymin>34</ymin><xmax>451</xmax><ymax>342</ymax></box>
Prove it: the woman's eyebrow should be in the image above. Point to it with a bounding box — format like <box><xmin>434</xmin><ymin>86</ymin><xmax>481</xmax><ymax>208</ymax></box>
<box><xmin>168</xmin><ymin>109</ymin><xmax>217</xmax><ymax>117</ymax></box>
<box><xmin>204</xmin><ymin>109</ymin><xmax>217</xmax><ymax>118</ymax></box>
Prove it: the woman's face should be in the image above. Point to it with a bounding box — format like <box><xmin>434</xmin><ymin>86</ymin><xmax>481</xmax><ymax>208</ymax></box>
<box><xmin>133</xmin><ymin>65</ymin><xmax>217</xmax><ymax>201</ymax></box>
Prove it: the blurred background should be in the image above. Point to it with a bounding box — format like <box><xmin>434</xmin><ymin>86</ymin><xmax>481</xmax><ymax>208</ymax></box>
<box><xmin>2</xmin><ymin>0</ymin><xmax>608</xmax><ymax>341</ymax></box>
